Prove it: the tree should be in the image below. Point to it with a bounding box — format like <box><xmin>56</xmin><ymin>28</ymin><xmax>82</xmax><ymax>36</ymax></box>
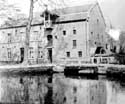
<box><xmin>119</xmin><ymin>31</ymin><xmax>125</xmax><ymax>54</ymax></box>
<box><xmin>23</xmin><ymin>0</ymin><xmax>34</xmax><ymax>65</ymax></box>
<box><xmin>0</xmin><ymin>0</ymin><xmax>21</xmax><ymax>22</ymax></box>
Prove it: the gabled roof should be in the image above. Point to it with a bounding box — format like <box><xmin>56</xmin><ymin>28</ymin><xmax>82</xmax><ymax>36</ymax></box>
<box><xmin>0</xmin><ymin>3</ymin><xmax>98</xmax><ymax>29</ymax></box>
<box><xmin>52</xmin><ymin>3</ymin><xmax>96</xmax><ymax>22</ymax></box>
<box><xmin>54</xmin><ymin>3</ymin><xmax>94</xmax><ymax>15</ymax></box>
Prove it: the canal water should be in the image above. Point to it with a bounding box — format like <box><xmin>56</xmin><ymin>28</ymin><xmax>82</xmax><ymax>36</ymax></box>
<box><xmin>0</xmin><ymin>73</ymin><xmax>125</xmax><ymax>104</ymax></box>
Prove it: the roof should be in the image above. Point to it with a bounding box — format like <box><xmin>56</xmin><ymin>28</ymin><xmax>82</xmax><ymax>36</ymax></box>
<box><xmin>53</xmin><ymin>3</ymin><xmax>95</xmax><ymax>21</ymax></box>
<box><xmin>0</xmin><ymin>3</ymin><xmax>96</xmax><ymax>29</ymax></box>
<box><xmin>0</xmin><ymin>17</ymin><xmax>43</xmax><ymax>29</ymax></box>
<box><xmin>54</xmin><ymin>3</ymin><xmax>94</xmax><ymax>15</ymax></box>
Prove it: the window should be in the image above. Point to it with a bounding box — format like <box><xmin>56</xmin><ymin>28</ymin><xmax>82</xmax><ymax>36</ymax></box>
<box><xmin>29</xmin><ymin>47</ymin><xmax>34</xmax><ymax>58</ymax></box>
<box><xmin>63</xmin><ymin>30</ymin><xmax>66</xmax><ymax>36</ymax></box>
<box><xmin>97</xmin><ymin>19</ymin><xmax>99</xmax><ymax>23</ymax></box>
<box><xmin>73</xmin><ymin>40</ymin><xmax>77</xmax><ymax>48</ymax></box>
<box><xmin>8</xmin><ymin>33</ymin><xmax>11</xmax><ymax>43</ymax></box>
<box><xmin>78</xmin><ymin>51</ymin><xmax>82</xmax><ymax>57</ymax></box>
<box><xmin>34</xmin><ymin>31</ymin><xmax>38</xmax><ymax>35</ymax></box>
<box><xmin>73</xmin><ymin>29</ymin><xmax>76</xmax><ymax>34</ymax></box>
<box><xmin>106</xmin><ymin>44</ymin><xmax>108</xmax><ymax>49</ymax></box>
<box><xmin>66</xmin><ymin>52</ymin><xmax>70</xmax><ymax>57</ymax></box>
<box><xmin>91</xmin><ymin>32</ymin><xmax>93</xmax><ymax>36</ymax></box>
<box><xmin>45</xmin><ymin>12</ymin><xmax>49</xmax><ymax>20</ymax></box>
<box><xmin>38</xmin><ymin>48</ymin><xmax>43</xmax><ymax>58</ymax></box>
<box><xmin>40</xmin><ymin>26</ymin><xmax>41</xmax><ymax>30</ymax></box>
<box><xmin>97</xmin><ymin>34</ymin><xmax>99</xmax><ymax>40</ymax></box>
<box><xmin>7</xmin><ymin>48</ymin><xmax>11</xmax><ymax>58</ymax></box>
<box><xmin>55</xmin><ymin>36</ymin><xmax>57</xmax><ymax>39</ymax></box>
<box><xmin>20</xmin><ymin>32</ymin><xmax>24</xmax><ymax>34</ymax></box>
<box><xmin>8</xmin><ymin>33</ymin><xmax>11</xmax><ymax>36</ymax></box>
<box><xmin>15</xmin><ymin>29</ymin><xmax>17</xmax><ymax>33</ymax></box>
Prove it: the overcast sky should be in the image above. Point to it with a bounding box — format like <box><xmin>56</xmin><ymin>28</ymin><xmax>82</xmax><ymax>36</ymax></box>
<box><xmin>6</xmin><ymin>0</ymin><xmax>125</xmax><ymax>31</ymax></box>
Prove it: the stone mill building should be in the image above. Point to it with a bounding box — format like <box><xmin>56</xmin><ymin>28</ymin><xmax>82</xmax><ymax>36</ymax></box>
<box><xmin>0</xmin><ymin>2</ymin><xmax>108</xmax><ymax>64</ymax></box>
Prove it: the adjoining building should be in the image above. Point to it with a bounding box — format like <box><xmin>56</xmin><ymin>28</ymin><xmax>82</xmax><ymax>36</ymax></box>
<box><xmin>0</xmin><ymin>2</ymin><xmax>109</xmax><ymax>64</ymax></box>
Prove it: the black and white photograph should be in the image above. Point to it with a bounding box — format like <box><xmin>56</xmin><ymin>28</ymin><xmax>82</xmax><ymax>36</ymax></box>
<box><xmin>0</xmin><ymin>0</ymin><xmax>125</xmax><ymax>104</ymax></box>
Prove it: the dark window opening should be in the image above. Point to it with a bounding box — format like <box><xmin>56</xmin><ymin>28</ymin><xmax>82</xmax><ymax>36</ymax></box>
<box><xmin>7</xmin><ymin>48</ymin><xmax>11</xmax><ymax>58</ymax></box>
<box><xmin>15</xmin><ymin>29</ymin><xmax>17</xmax><ymax>33</ymax></box>
<box><xmin>63</xmin><ymin>97</ymin><xmax>66</xmax><ymax>103</ymax></box>
<box><xmin>8</xmin><ymin>33</ymin><xmax>11</xmax><ymax>43</ymax></box>
<box><xmin>73</xmin><ymin>40</ymin><xmax>77</xmax><ymax>48</ymax></box>
<box><xmin>38</xmin><ymin>49</ymin><xmax>43</xmax><ymax>58</ymax></box>
<box><xmin>73</xmin><ymin>29</ymin><xmax>76</xmax><ymax>34</ymax></box>
<box><xmin>73</xmin><ymin>87</ymin><xmax>77</xmax><ymax>93</ymax></box>
<box><xmin>8</xmin><ymin>52</ymin><xmax>11</xmax><ymax>58</ymax></box>
<box><xmin>20</xmin><ymin>32</ymin><xmax>24</xmax><ymax>34</ymax></box>
<box><xmin>48</xmin><ymin>48</ymin><xmax>52</xmax><ymax>63</ymax></box>
<box><xmin>40</xmin><ymin>26</ymin><xmax>41</xmax><ymax>30</ymax></box>
<box><xmin>45</xmin><ymin>12</ymin><xmax>49</xmax><ymax>20</ymax></box>
<box><xmin>47</xmin><ymin>35</ymin><xmax>52</xmax><ymax>41</ymax></box>
<box><xmin>67</xmin><ymin>52</ymin><xmax>70</xmax><ymax>57</ymax></box>
<box><xmin>55</xmin><ymin>36</ymin><xmax>57</xmax><ymax>39</ymax></box>
<box><xmin>97</xmin><ymin>19</ymin><xmax>99</xmax><ymax>23</ymax></box>
<box><xmin>106</xmin><ymin>44</ymin><xmax>108</xmax><ymax>49</ymax></box>
<box><xmin>74</xmin><ymin>96</ymin><xmax>77</xmax><ymax>103</ymax></box>
<box><xmin>47</xmin><ymin>35</ymin><xmax>53</xmax><ymax>46</ymax></box>
<box><xmin>114</xmin><ymin>46</ymin><xmax>116</xmax><ymax>52</ymax></box>
<box><xmin>20</xmin><ymin>48</ymin><xmax>24</xmax><ymax>63</ymax></box>
<box><xmin>95</xmin><ymin>47</ymin><xmax>106</xmax><ymax>54</ymax></box>
<box><xmin>91</xmin><ymin>32</ymin><xmax>93</xmax><ymax>37</ymax></box>
<box><xmin>8</xmin><ymin>33</ymin><xmax>11</xmax><ymax>36</ymax></box>
<box><xmin>97</xmin><ymin>34</ymin><xmax>99</xmax><ymax>40</ymax></box>
<box><xmin>94</xmin><ymin>58</ymin><xmax>97</xmax><ymax>63</ymax></box>
<box><xmin>78</xmin><ymin>51</ymin><xmax>82</xmax><ymax>57</ymax></box>
<box><xmin>29</xmin><ymin>47</ymin><xmax>34</xmax><ymax>58</ymax></box>
<box><xmin>63</xmin><ymin>30</ymin><xmax>66</xmax><ymax>36</ymax></box>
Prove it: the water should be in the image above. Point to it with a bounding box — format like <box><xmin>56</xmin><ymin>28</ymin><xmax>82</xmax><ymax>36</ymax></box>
<box><xmin>0</xmin><ymin>73</ymin><xmax>125</xmax><ymax>104</ymax></box>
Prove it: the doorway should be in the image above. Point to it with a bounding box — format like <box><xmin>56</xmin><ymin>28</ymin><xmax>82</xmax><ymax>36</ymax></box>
<box><xmin>20</xmin><ymin>48</ymin><xmax>24</xmax><ymax>63</ymax></box>
<box><xmin>48</xmin><ymin>48</ymin><xmax>52</xmax><ymax>63</ymax></box>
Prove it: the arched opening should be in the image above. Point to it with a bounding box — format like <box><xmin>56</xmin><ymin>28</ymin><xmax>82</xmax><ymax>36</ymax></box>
<box><xmin>47</xmin><ymin>35</ymin><xmax>53</xmax><ymax>47</ymax></box>
<box><xmin>95</xmin><ymin>47</ymin><xmax>106</xmax><ymax>54</ymax></box>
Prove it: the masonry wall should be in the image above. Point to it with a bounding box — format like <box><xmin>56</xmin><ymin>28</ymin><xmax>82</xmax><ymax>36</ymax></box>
<box><xmin>0</xmin><ymin>4</ymin><xmax>107</xmax><ymax>64</ymax></box>
<box><xmin>53</xmin><ymin>21</ymin><xmax>88</xmax><ymax>63</ymax></box>
<box><xmin>89</xmin><ymin>3</ymin><xmax>106</xmax><ymax>55</ymax></box>
<box><xmin>0</xmin><ymin>25</ymin><xmax>49</xmax><ymax>64</ymax></box>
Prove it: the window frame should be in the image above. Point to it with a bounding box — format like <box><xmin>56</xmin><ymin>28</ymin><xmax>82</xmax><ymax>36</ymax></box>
<box><xmin>78</xmin><ymin>51</ymin><xmax>82</xmax><ymax>57</ymax></box>
<box><xmin>73</xmin><ymin>40</ymin><xmax>77</xmax><ymax>48</ymax></box>
<box><xmin>63</xmin><ymin>30</ymin><xmax>66</xmax><ymax>36</ymax></box>
<box><xmin>73</xmin><ymin>29</ymin><xmax>76</xmax><ymax>35</ymax></box>
<box><xmin>66</xmin><ymin>52</ymin><xmax>70</xmax><ymax>57</ymax></box>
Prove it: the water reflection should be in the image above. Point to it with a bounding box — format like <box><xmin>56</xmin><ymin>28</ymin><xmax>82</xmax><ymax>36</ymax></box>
<box><xmin>0</xmin><ymin>73</ymin><xmax>125</xmax><ymax>104</ymax></box>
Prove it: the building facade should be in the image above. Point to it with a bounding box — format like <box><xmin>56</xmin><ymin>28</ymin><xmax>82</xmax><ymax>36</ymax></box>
<box><xmin>0</xmin><ymin>2</ymin><xmax>107</xmax><ymax>64</ymax></box>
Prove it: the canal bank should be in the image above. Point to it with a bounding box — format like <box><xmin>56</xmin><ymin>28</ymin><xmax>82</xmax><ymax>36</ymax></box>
<box><xmin>0</xmin><ymin>63</ymin><xmax>125</xmax><ymax>76</ymax></box>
